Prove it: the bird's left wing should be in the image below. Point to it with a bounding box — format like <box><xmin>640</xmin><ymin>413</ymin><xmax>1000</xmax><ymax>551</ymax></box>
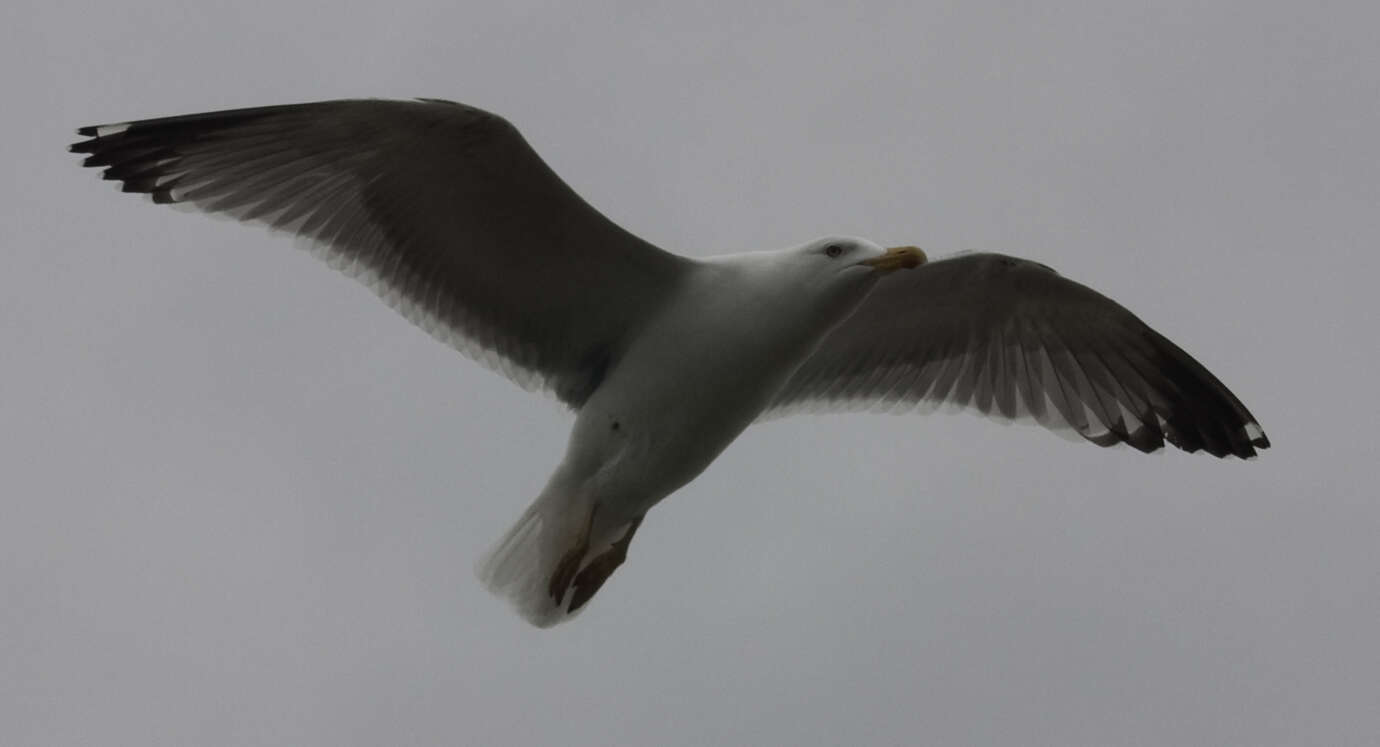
<box><xmin>764</xmin><ymin>252</ymin><xmax>1270</xmax><ymax>458</ymax></box>
<box><xmin>71</xmin><ymin>99</ymin><xmax>691</xmax><ymax>407</ymax></box>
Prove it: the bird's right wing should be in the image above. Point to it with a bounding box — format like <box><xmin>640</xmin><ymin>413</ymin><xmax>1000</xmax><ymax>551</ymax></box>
<box><xmin>72</xmin><ymin>98</ymin><xmax>692</xmax><ymax>407</ymax></box>
<box><xmin>765</xmin><ymin>253</ymin><xmax>1269</xmax><ymax>458</ymax></box>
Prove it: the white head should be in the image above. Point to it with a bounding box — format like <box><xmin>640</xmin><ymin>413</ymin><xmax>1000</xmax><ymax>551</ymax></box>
<box><xmin>696</xmin><ymin>236</ymin><xmax>927</xmax><ymax>355</ymax></box>
<box><xmin>730</xmin><ymin>235</ymin><xmax>927</xmax><ymax>329</ymax></box>
<box><xmin>776</xmin><ymin>235</ymin><xmax>926</xmax><ymax>299</ymax></box>
<box><xmin>705</xmin><ymin>235</ymin><xmax>925</xmax><ymax>310</ymax></box>
<box><xmin>791</xmin><ymin>235</ymin><xmax>926</xmax><ymax>275</ymax></box>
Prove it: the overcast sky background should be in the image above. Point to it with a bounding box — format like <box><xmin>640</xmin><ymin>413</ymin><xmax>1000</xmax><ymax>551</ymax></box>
<box><xmin>5</xmin><ymin>1</ymin><xmax>1378</xmax><ymax>745</ymax></box>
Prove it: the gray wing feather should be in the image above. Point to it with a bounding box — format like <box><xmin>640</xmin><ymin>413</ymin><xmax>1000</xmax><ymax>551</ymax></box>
<box><xmin>766</xmin><ymin>253</ymin><xmax>1269</xmax><ymax>458</ymax></box>
<box><xmin>72</xmin><ymin>99</ymin><xmax>691</xmax><ymax>407</ymax></box>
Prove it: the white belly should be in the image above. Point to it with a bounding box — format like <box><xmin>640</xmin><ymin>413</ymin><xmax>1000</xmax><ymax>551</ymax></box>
<box><xmin>554</xmin><ymin>265</ymin><xmax>851</xmax><ymax>532</ymax></box>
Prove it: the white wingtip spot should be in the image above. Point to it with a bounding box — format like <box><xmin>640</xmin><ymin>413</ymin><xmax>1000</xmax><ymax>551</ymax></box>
<box><xmin>1244</xmin><ymin>422</ymin><xmax>1265</xmax><ymax>442</ymax></box>
<box><xmin>95</xmin><ymin>122</ymin><xmax>131</xmax><ymax>137</ymax></box>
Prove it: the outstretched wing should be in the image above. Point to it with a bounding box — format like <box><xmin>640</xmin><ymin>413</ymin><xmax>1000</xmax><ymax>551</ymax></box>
<box><xmin>72</xmin><ymin>98</ymin><xmax>691</xmax><ymax>407</ymax></box>
<box><xmin>766</xmin><ymin>252</ymin><xmax>1269</xmax><ymax>458</ymax></box>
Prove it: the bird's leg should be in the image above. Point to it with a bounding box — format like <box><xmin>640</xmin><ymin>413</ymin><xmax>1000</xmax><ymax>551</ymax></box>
<box><xmin>567</xmin><ymin>516</ymin><xmax>643</xmax><ymax>613</ymax></box>
<box><xmin>547</xmin><ymin>505</ymin><xmax>596</xmax><ymax>602</ymax></box>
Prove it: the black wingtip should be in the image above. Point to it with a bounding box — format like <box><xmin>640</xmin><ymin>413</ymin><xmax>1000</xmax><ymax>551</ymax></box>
<box><xmin>1226</xmin><ymin>432</ymin><xmax>1270</xmax><ymax>460</ymax></box>
<box><xmin>76</xmin><ymin>124</ymin><xmax>100</xmax><ymax>136</ymax></box>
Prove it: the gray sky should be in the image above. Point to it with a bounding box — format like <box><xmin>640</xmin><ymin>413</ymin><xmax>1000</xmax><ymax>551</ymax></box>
<box><xmin>6</xmin><ymin>1</ymin><xmax>1378</xmax><ymax>744</ymax></box>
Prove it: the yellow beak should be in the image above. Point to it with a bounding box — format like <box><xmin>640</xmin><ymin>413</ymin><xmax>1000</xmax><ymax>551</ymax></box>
<box><xmin>861</xmin><ymin>245</ymin><xmax>927</xmax><ymax>273</ymax></box>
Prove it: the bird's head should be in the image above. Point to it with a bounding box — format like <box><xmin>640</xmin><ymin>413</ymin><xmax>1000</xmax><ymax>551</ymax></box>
<box><xmin>790</xmin><ymin>236</ymin><xmax>926</xmax><ymax>287</ymax></box>
<box><xmin>758</xmin><ymin>236</ymin><xmax>927</xmax><ymax>323</ymax></box>
<box><xmin>712</xmin><ymin>237</ymin><xmax>928</xmax><ymax>328</ymax></box>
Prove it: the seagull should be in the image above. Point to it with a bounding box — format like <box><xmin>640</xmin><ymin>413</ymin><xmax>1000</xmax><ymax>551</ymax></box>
<box><xmin>72</xmin><ymin>98</ymin><xmax>1269</xmax><ymax>627</ymax></box>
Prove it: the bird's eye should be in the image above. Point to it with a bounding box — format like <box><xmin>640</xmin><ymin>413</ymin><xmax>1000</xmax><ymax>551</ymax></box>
<box><xmin>824</xmin><ymin>244</ymin><xmax>844</xmax><ymax>258</ymax></box>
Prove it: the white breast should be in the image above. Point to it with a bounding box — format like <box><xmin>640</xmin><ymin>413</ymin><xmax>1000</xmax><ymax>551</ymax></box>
<box><xmin>559</xmin><ymin>256</ymin><xmax>856</xmax><ymax>525</ymax></box>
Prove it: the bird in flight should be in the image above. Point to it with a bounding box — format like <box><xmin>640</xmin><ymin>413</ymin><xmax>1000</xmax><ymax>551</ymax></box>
<box><xmin>72</xmin><ymin>98</ymin><xmax>1269</xmax><ymax>627</ymax></box>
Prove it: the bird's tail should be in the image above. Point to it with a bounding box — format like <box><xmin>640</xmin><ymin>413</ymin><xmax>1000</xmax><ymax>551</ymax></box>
<box><xmin>476</xmin><ymin>475</ymin><xmax>595</xmax><ymax>628</ymax></box>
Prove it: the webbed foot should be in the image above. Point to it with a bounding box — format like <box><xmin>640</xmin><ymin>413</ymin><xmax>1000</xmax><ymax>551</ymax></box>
<box><xmin>568</xmin><ymin>517</ymin><xmax>643</xmax><ymax>613</ymax></box>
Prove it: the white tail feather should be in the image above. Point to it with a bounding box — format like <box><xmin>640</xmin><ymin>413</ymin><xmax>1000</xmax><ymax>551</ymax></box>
<box><xmin>476</xmin><ymin>474</ymin><xmax>591</xmax><ymax>627</ymax></box>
